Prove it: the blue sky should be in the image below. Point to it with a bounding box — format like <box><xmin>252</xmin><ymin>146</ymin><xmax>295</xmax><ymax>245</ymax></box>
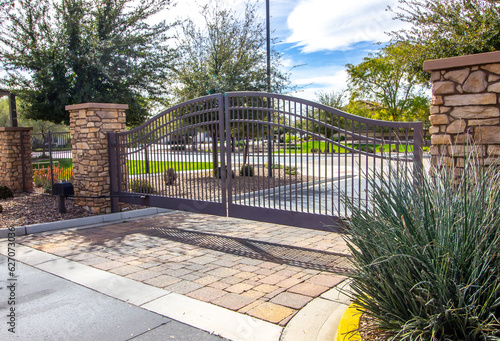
<box><xmin>166</xmin><ymin>0</ymin><xmax>409</xmax><ymax>101</ymax></box>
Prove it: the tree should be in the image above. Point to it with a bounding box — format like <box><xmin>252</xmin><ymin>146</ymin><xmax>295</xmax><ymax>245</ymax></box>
<box><xmin>315</xmin><ymin>90</ymin><xmax>349</xmax><ymax>111</ymax></box>
<box><xmin>171</xmin><ymin>1</ymin><xmax>290</xmax><ymax>101</ymax></box>
<box><xmin>389</xmin><ymin>0</ymin><xmax>500</xmax><ymax>82</ymax></box>
<box><xmin>0</xmin><ymin>0</ymin><xmax>177</xmax><ymax>127</ymax></box>
<box><xmin>170</xmin><ymin>2</ymin><xmax>291</xmax><ymax>175</ymax></box>
<box><xmin>0</xmin><ymin>97</ymin><xmax>8</xmax><ymax>127</ymax></box>
<box><xmin>346</xmin><ymin>44</ymin><xmax>430</xmax><ymax>123</ymax></box>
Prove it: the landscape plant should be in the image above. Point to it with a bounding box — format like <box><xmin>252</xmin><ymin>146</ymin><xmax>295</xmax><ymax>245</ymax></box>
<box><xmin>239</xmin><ymin>164</ymin><xmax>254</xmax><ymax>177</ymax></box>
<box><xmin>0</xmin><ymin>185</ymin><xmax>14</xmax><ymax>199</ymax></box>
<box><xmin>343</xmin><ymin>153</ymin><xmax>500</xmax><ymax>340</ymax></box>
<box><xmin>129</xmin><ymin>179</ymin><xmax>156</xmax><ymax>194</ymax></box>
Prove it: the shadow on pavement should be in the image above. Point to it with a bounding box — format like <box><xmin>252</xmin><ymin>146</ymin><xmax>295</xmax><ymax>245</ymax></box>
<box><xmin>144</xmin><ymin>226</ymin><xmax>352</xmax><ymax>275</ymax></box>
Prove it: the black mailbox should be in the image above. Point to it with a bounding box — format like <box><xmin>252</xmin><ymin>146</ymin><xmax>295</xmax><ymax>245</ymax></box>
<box><xmin>53</xmin><ymin>182</ymin><xmax>74</xmax><ymax>197</ymax></box>
<box><xmin>53</xmin><ymin>182</ymin><xmax>74</xmax><ymax>213</ymax></box>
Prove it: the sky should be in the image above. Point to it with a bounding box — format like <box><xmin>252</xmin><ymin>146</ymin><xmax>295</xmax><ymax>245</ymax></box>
<box><xmin>164</xmin><ymin>0</ymin><xmax>410</xmax><ymax>101</ymax></box>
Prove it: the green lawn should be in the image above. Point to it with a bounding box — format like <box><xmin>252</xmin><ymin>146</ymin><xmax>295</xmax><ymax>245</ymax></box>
<box><xmin>33</xmin><ymin>158</ymin><xmax>72</xmax><ymax>169</ymax></box>
<box><xmin>32</xmin><ymin>159</ymin><xmax>213</xmax><ymax>176</ymax></box>
<box><xmin>127</xmin><ymin>160</ymin><xmax>213</xmax><ymax>175</ymax></box>
<box><xmin>278</xmin><ymin>141</ymin><xmax>415</xmax><ymax>154</ymax></box>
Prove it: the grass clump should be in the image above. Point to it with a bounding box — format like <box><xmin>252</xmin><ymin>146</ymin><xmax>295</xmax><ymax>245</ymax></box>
<box><xmin>129</xmin><ymin>179</ymin><xmax>156</xmax><ymax>194</ymax></box>
<box><xmin>343</xmin><ymin>155</ymin><xmax>500</xmax><ymax>340</ymax></box>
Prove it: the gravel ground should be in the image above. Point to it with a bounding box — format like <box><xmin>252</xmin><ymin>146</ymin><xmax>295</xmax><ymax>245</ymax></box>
<box><xmin>0</xmin><ymin>193</ymin><xmax>96</xmax><ymax>229</ymax></box>
<box><xmin>1</xmin><ymin>168</ymin><xmax>314</xmax><ymax>229</ymax></box>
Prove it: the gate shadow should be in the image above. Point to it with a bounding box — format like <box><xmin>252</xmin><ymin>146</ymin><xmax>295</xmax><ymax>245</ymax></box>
<box><xmin>143</xmin><ymin>226</ymin><xmax>352</xmax><ymax>275</ymax></box>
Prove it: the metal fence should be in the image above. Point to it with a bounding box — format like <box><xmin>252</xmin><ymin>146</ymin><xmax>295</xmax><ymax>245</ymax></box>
<box><xmin>31</xmin><ymin>132</ymin><xmax>72</xmax><ymax>193</ymax></box>
<box><xmin>109</xmin><ymin>92</ymin><xmax>423</xmax><ymax>231</ymax></box>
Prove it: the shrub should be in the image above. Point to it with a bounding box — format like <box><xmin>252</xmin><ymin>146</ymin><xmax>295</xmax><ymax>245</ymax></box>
<box><xmin>284</xmin><ymin>166</ymin><xmax>296</xmax><ymax>175</ymax></box>
<box><xmin>284</xmin><ymin>133</ymin><xmax>297</xmax><ymax>144</ymax></box>
<box><xmin>129</xmin><ymin>179</ymin><xmax>156</xmax><ymax>194</ymax></box>
<box><xmin>0</xmin><ymin>185</ymin><xmax>14</xmax><ymax>199</ymax></box>
<box><xmin>239</xmin><ymin>164</ymin><xmax>254</xmax><ymax>177</ymax></box>
<box><xmin>214</xmin><ymin>166</ymin><xmax>235</xmax><ymax>179</ymax></box>
<box><xmin>264</xmin><ymin>162</ymin><xmax>283</xmax><ymax>169</ymax></box>
<box><xmin>163</xmin><ymin>168</ymin><xmax>177</xmax><ymax>186</ymax></box>
<box><xmin>342</xmin><ymin>154</ymin><xmax>500</xmax><ymax>340</ymax></box>
<box><xmin>33</xmin><ymin>165</ymin><xmax>73</xmax><ymax>188</ymax></box>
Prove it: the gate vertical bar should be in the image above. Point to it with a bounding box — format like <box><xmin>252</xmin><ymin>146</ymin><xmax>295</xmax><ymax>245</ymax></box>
<box><xmin>108</xmin><ymin>132</ymin><xmax>119</xmax><ymax>213</ymax></box>
<box><xmin>413</xmin><ymin>122</ymin><xmax>424</xmax><ymax>176</ymax></box>
<box><xmin>220</xmin><ymin>94</ymin><xmax>229</xmax><ymax>214</ymax></box>
<box><xmin>49</xmin><ymin>131</ymin><xmax>54</xmax><ymax>192</ymax></box>
<box><xmin>267</xmin><ymin>95</ymin><xmax>273</xmax><ymax>177</ymax></box>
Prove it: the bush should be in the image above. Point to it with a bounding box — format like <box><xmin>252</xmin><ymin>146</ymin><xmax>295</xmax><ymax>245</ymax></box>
<box><xmin>129</xmin><ymin>179</ymin><xmax>156</xmax><ymax>194</ymax></box>
<box><xmin>214</xmin><ymin>166</ymin><xmax>235</xmax><ymax>179</ymax></box>
<box><xmin>239</xmin><ymin>164</ymin><xmax>254</xmax><ymax>177</ymax></box>
<box><xmin>284</xmin><ymin>133</ymin><xmax>297</xmax><ymax>144</ymax></box>
<box><xmin>163</xmin><ymin>168</ymin><xmax>177</xmax><ymax>186</ymax></box>
<box><xmin>0</xmin><ymin>185</ymin><xmax>14</xmax><ymax>199</ymax></box>
<box><xmin>284</xmin><ymin>166</ymin><xmax>296</xmax><ymax>175</ymax></box>
<box><xmin>342</xmin><ymin>155</ymin><xmax>500</xmax><ymax>340</ymax></box>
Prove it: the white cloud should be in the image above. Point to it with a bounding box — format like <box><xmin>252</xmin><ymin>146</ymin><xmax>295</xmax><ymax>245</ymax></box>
<box><xmin>288</xmin><ymin>66</ymin><xmax>348</xmax><ymax>101</ymax></box>
<box><xmin>285</xmin><ymin>0</ymin><xmax>408</xmax><ymax>52</ymax></box>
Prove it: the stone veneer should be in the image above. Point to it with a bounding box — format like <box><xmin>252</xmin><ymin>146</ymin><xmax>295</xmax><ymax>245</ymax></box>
<box><xmin>0</xmin><ymin>127</ymin><xmax>33</xmax><ymax>192</ymax></box>
<box><xmin>66</xmin><ymin>103</ymin><xmax>128</xmax><ymax>214</ymax></box>
<box><xmin>424</xmin><ymin>51</ymin><xmax>500</xmax><ymax>171</ymax></box>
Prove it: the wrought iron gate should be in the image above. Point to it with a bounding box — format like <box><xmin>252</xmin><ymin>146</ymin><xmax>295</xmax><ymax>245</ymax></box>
<box><xmin>108</xmin><ymin>92</ymin><xmax>423</xmax><ymax>232</ymax></box>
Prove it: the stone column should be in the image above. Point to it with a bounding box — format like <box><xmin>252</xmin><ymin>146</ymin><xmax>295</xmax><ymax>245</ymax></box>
<box><xmin>66</xmin><ymin>103</ymin><xmax>128</xmax><ymax>214</ymax></box>
<box><xmin>424</xmin><ymin>51</ymin><xmax>500</xmax><ymax>172</ymax></box>
<box><xmin>0</xmin><ymin>127</ymin><xmax>33</xmax><ymax>192</ymax></box>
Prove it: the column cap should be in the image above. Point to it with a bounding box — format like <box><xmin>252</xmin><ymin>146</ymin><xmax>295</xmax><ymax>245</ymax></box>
<box><xmin>0</xmin><ymin>127</ymin><xmax>33</xmax><ymax>132</ymax></box>
<box><xmin>65</xmin><ymin>103</ymin><xmax>129</xmax><ymax>111</ymax></box>
<box><xmin>424</xmin><ymin>51</ymin><xmax>500</xmax><ymax>72</ymax></box>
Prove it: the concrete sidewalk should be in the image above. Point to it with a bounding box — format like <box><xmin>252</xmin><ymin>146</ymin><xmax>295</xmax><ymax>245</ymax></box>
<box><xmin>0</xmin><ymin>254</ymin><xmax>223</xmax><ymax>341</ymax></box>
<box><xmin>0</xmin><ymin>209</ymin><xmax>352</xmax><ymax>340</ymax></box>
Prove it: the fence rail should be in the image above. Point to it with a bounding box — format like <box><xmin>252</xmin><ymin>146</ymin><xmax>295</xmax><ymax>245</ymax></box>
<box><xmin>31</xmin><ymin>131</ymin><xmax>72</xmax><ymax>193</ymax></box>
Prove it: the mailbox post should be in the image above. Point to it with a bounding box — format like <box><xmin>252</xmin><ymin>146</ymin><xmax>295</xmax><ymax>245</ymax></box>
<box><xmin>52</xmin><ymin>182</ymin><xmax>74</xmax><ymax>213</ymax></box>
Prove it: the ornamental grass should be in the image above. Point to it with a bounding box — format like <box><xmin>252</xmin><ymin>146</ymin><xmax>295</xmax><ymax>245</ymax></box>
<box><xmin>343</xmin><ymin>153</ymin><xmax>500</xmax><ymax>340</ymax></box>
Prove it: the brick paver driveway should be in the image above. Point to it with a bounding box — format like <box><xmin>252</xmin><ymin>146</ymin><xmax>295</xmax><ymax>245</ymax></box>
<box><xmin>17</xmin><ymin>211</ymin><xmax>352</xmax><ymax>326</ymax></box>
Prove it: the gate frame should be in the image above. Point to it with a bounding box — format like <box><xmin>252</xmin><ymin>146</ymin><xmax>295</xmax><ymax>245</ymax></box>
<box><xmin>108</xmin><ymin>92</ymin><xmax>424</xmax><ymax>231</ymax></box>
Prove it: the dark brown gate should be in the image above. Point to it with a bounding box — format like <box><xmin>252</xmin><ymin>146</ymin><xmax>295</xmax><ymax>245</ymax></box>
<box><xmin>108</xmin><ymin>92</ymin><xmax>423</xmax><ymax>232</ymax></box>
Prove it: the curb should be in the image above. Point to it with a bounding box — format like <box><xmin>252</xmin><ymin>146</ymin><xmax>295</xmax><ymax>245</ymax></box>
<box><xmin>335</xmin><ymin>303</ymin><xmax>362</xmax><ymax>341</ymax></box>
<box><xmin>0</xmin><ymin>207</ymin><xmax>172</xmax><ymax>238</ymax></box>
<box><xmin>281</xmin><ymin>280</ymin><xmax>352</xmax><ymax>341</ymax></box>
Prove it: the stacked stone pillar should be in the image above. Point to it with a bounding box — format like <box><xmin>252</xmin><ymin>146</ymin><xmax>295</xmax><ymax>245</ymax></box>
<box><xmin>0</xmin><ymin>127</ymin><xmax>33</xmax><ymax>192</ymax></box>
<box><xmin>67</xmin><ymin>103</ymin><xmax>128</xmax><ymax>214</ymax></box>
<box><xmin>424</xmin><ymin>51</ymin><xmax>500</xmax><ymax>172</ymax></box>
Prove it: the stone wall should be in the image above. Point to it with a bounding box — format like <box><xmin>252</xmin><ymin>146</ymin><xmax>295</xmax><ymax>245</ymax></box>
<box><xmin>67</xmin><ymin>103</ymin><xmax>127</xmax><ymax>214</ymax></box>
<box><xmin>424</xmin><ymin>51</ymin><xmax>500</xmax><ymax>171</ymax></box>
<box><xmin>0</xmin><ymin>127</ymin><xmax>33</xmax><ymax>192</ymax></box>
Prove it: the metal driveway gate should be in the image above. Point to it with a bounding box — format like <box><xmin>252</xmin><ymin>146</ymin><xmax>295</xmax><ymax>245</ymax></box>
<box><xmin>109</xmin><ymin>92</ymin><xmax>423</xmax><ymax>232</ymax></box>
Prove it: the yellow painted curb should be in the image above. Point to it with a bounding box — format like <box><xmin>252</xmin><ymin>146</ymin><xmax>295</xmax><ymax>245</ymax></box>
<box><xmin>335</xmin><ymin>303</ymin><xmax>362</xmax><ymax>341</ymax></box>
